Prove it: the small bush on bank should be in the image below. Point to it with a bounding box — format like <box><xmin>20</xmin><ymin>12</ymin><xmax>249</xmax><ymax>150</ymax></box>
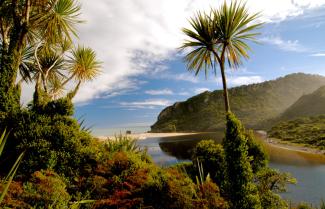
<box><xmin>22</xmin><ymin>170</ymin><xmax>71</xmax><ymax>208</ymax></box>
<box><xmin>192</xmin><ymin>140</ymin><xmax>226</xmax><ymax>189</ymax></box>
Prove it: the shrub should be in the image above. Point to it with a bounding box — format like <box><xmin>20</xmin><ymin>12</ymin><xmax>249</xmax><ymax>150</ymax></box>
<box><xmin>222</xmin><ymin>113</ymin><xmax>261</xmax><ymax>209</ymax></box>
<box><xmin>192</xmin><ymin>140</ymin><xmax>226</xmax><ymax>189</ymax></box>
<box><xmin>255</xmin><ymin>167</ymin><xmax>296</xmax><ymax>209</ymax></box>
<box><xmin>0</xmin><ymin>181</ymin><xmax>30</xmax><ymax>208</ymax></box>
<box><xmin>105</xmin><ymin>135</ymin><xmax>141</xmax><ymax>153</ymax></box>
<box><xmin>246</xmin><ymin>131</ymin><xmax>268</xmax><ymax>173</ymax></box>
<box><xmin>142</xmin><ymin>167</ymin><xmax>197</xmax><ymax>209</ymax></box>
<box><xmin>195</xmin><ymin>180</ymin><xmax>229</xmax><ymax>209</ymax></box>
<box><xmin>22</xmin><ymin>170</ymin><xmax>71</xmax><ymax>208</ymax></box>
<box><xmin>0</xmin><ymin>110</ymin><xmax>95</xmax><ymax>180</ymax></box>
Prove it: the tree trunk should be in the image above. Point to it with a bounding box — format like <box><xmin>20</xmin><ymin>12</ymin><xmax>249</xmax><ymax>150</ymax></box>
<box><xmin>0</xmin><ymin>50</ymin><xmax>22</xmax><ymax>113</ymax></box>
<box><xmin>219</xmin><ymin>60</ymin><xmax>231</xmax><ymax>113</ymax></box>
<box><xmin>0</xmin><ymin>2</ymin><xmax>29</xmax><ymax>113</ymax></box>
<box><xmin>67</xmin><ymin>81</ymin><xmax>81</xmax><ymax>100</ymax></box>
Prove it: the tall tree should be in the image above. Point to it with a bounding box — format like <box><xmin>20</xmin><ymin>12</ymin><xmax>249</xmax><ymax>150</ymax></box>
<box><xmin>22</xmin><ymin>44</ymin><xmax>101</xmax><ymax>106</ymax></box>
<box><xmin>181</xmin><ymin>1</ymin><xmax>262</xmax><ymax>113</ymax></box>
<box><xmin>223</xmin><ymin>113</ymin><xmax>261</xmax><ymax>209</ymax></box>
<box><xmin>0</xmin><ymin>0</ymin><xmax>81</xmax><ymax>113</ymax></box>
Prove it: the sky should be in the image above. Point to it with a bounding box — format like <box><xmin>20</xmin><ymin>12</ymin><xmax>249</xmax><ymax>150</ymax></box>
<box><xmin>22</xmin><ymin>0</ymin><xmax>325</xmax><ymax>135</ymax></box>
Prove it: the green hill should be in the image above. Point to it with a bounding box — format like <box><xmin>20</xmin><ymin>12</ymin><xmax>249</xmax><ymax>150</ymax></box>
<box><xmin>151</xmin><ymin>73</ymin><xmax>325</xmax><ymax>132</ymax></box>
<box><xmin>268</xmin><ymin>115</ymin><xmax>325</xmax><ymax>150</ymax></box>
<box><xmin>278</xmin><ymin>85</ymin><xmax>325</xmax><ymax>121</ymax></box>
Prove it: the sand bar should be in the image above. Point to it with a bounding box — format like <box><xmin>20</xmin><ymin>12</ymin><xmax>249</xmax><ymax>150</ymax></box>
<box><xmin>96</xmin><ymin>132</ymin><xmax>197</xmax><ymax>141</ymax></box>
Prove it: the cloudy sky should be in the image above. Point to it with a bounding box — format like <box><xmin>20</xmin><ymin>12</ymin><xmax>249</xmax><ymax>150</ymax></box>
<box><xmin>55</xmin><ymin>0</ymin><xmax>325</xmax><ymax>135</ymax></box>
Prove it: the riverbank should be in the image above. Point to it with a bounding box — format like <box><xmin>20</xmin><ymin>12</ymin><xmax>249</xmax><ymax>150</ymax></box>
<box><xmin>96</xmin><ymin>130</ymin><xmax>325</xmax><ymax>155</ymax></box>
<box><xmin>256</xmin><ymin>131</ymin><xmax>325</xmax><ymax>155</ymax></box>
<box><xmin>96</xmin><ymin>132</ymin><xmax>197</xmax><ymax>141</ymax></box>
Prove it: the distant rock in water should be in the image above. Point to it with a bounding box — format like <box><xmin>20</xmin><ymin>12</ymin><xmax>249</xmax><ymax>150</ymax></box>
<box><xmin>151</xmin><ymin>73</ymin><xmax>325</xmax><ymax>132</ymax></box>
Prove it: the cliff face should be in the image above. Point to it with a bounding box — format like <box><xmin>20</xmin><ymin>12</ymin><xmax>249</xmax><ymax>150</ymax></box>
<box><xmin>151</xmin><ymin>73</ymin><xmax>325</xmax><ymax>132</ymax></box>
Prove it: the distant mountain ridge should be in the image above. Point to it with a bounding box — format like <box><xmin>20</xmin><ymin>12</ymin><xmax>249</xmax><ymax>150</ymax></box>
<box><xmin>151</xmin><ymin>73</ymin><xmax>325</xmax><ymax>132</ymax></box>
<box><xmin>278</xmin><ymin>85</ymin><xmax>325</xmax><ymax>121</ymax></box>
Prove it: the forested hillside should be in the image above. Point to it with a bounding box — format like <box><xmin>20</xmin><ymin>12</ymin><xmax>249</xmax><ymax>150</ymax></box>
<box><xmin>151</xmin><ymin>73</ymin><xmax>325</xmax><ymax>132</ymax></box>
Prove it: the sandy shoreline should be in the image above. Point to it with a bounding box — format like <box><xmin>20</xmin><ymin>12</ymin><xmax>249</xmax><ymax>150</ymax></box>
<box><xmin>96</xmin><ymin>131</ymin><xmax>325</xmax><ymax>155</ymax></box>
<box><xmin>255</xmin><ymin>131</ymin><xmax>325</xmax><ymax>155</ymax></box>
<box><xmin>96</xmin><ymin>132</ymin><xmax>197</xmax><ymax>141</ymax></box>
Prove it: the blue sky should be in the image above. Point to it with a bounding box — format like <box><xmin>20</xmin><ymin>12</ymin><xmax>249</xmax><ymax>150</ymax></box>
<box><xmin>25</xmin><ymin>0</ymin><xmax>325</xmax><ymax>136</ymax></box>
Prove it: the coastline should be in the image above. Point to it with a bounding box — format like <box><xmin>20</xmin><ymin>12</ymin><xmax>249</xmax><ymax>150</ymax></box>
<box><xmin>96</xmin><ymin>130</ymin><xmax>325</xmax><ymax>155</ymax></box>
<box><xmin>96</xmin><ymin>132</ymin><xmax>198</xmax><ymax>141</ymax></box>
<box><xmin>256</xmin><ymin>131</ymin><xmax>325</xmax><ymax>155</ymax></box>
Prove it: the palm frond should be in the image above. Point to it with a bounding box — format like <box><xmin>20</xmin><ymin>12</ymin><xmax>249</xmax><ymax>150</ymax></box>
<box><xmin>68</xmin><ymin>46</ymin><xmax>101</xmax><ymax>82</ymax></box>
<box><xmin>37</xmin><ymin>0</ymin><xmax>83</xmax><ymax>44</ymax></box>
<box><xmin>180</xmin><ymin>11</ymin><xmax>218</xmax><ymax>77</ymax></box>
<box><xmin>212</xmin><ymin>0</ymin><xmax>263</xmax><ymax>68</ymax></box>
<box><xmin>19</xmin><ymin>46</ymin><xmax>35</xmax><ymax>83</ymax></box>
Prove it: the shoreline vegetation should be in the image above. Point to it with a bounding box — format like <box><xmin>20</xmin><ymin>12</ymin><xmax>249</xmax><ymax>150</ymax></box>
<box><xmin>2</xmin><ymin>0</ymin><xmax>325</xmax><ymax>208</ymax></box>
<box><xmin>99</xmin><ymin>131</ymin><xmax>325</xmax><ymax>155</ymax></box>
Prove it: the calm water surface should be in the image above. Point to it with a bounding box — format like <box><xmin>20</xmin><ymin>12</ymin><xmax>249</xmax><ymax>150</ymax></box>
<box><xmin>137</xmin><ymin>132</ymin><xmax>325</xmax><ymax>205</ymax></box>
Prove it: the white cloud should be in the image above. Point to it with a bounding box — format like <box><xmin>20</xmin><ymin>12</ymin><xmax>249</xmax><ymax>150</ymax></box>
<box><xmin>179</xmin><ymin>91</ymin><xmax>190</xmax><ymax>96</ymax></box>
<box><xmin>120</xmin><ymin>99</ymin><xmax>172</xmax><ymax>109</ymax></box>
<box><xmin>145</xmin><ymin>89</ymin><xmax>174</xmax><ymax>95</ymax></box>
<box><xmin>194</xmin><ymin>88</ymin><xmax>210</xmax><ymax>94</ymax></box>
<box><xmin>260</xmin><ymin>36</ymin><xmax>307</xmax><ymax>52</ymax></box>
<box><xmin>170</xmin><ymin>73</ymin><xmax>199</xmax><ymax>83</ymax></box>
<box><xmin>310</xmin><ymin>53</ymin><xmax>325</xmax><ymax>57</ymax></box>
<box><xmin>228</xmin><ymin>76</ymin><xmax>264</xmax><ymax>86</ymax></box>
<box><xmin>24</xmin><ymin>0</ymin><xmax>324</xmax><ymax>104</ymax></box>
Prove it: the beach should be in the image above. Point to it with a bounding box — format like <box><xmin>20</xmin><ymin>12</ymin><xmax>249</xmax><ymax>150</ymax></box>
<box><xmin>96</xmin><ymin>132</ymin><xmax>197</xmax><ymax>141</ymax></box>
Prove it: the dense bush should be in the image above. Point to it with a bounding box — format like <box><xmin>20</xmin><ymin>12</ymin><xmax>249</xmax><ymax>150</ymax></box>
<box><xmin>192</xmin><ymin>140</ymin><xmax>226</xmax><ymax>188</ymax></box>
<box><xmin>0</xmin><ymin>181</ymin><xmax>29</xmax><ymax>208</ymax></box>
<box><xmin>255</xmin><ymin>167</ymin><xmax>296</xmax><ymax>209</ymax></box>
<box><xmin>195</xmin><ymin>180</ymin><xmax>229</xmax><ymax>209</ymax></box>
<box><xmin>0</xmin><ymin>107</ymin><xmax>97</xmax><ymax>181</ymax></box>
<box><xmin>22</xmin><ymin>170</ymin><xmax>71</xmax><ymax>208</ymax></box>
<box><xmin>269</xmin><ymin>115</ymin><xmax>325</xmax><ymax>150</ymax></box>
<box><xmin>246</xmin><ymin>131</ymin><xmax>268</xmax><ymax>173</ymax></box>
<box><xmin>223</xmin><ymin>113</ymin><xmax>261</xmax><ymax>209</ymax></box>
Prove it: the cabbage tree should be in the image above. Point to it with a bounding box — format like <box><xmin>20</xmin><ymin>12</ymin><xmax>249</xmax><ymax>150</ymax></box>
<box><xmin>181</xmin><ymin>1</ymin><xmax>262</xmax><ymax>112</ymax></box>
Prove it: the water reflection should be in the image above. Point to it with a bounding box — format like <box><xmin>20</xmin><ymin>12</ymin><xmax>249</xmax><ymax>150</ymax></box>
<box><xmin>157</xmin><ymin>132</ymin><xmax>325</xmax><ymax>166</ymax></box>
<box><xmin>137</xmin><ymin>132</ymin><xmax>325</xmax><ymax>204</ymax></box>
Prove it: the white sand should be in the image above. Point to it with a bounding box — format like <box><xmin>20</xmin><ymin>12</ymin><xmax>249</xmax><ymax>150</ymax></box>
<box><xmin>96</xmin><ymin>132</ymin><xmax>197</xmax><ymax>141</ymax></box>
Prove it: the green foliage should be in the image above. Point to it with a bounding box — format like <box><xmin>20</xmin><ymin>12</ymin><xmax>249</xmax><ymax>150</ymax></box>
<box><xmin>68</xmin><ymin>46</ymin><xmax>102</xmax><ymax>82</ymax></box>
<box><xmin>255</xmin><ymin>167</ymin><xmax>296</xmax><ymax>209</ymax></box>
<box><xmin>0</xmin><ymin>110</ymin><xmax>95</xmax><ymax>179</ymax></box>
<box><xmin>105</xmin><ymin>135</ymin><xmax>141</xmax><ymax>153</ymax></box>
<box><xmin>246</xmin><ymin>131</ymin><xmax>268</xmax><ymax>173</ymax></box>
<box><xmin>142</xmin><ymin>168</ymin><xmax>197</xmax><ymax>209</ymax></box>
<box><xmin>22</xmin><ymin>170</ymin><xmax>71</xmax><ymax>208</ymax></box>
<box><xmin>269</xmin><ymin>115</ymin><xmax>325</xmax><ymax>149</ymax></box>
<box><xmin>0</xmin><ymin>53</ymin><xmax>21</xmax><ymax>113</ymax></box>
<box><xmin>192</xmin><ymin>140</ymin><xmax>226</xmax><ymax>188</ymax></box>
<box><xmin>278</xmin><ymin>86</ymin><xmax>325</xmax><ymax>122</ymax></box>
<box><xmin>0</xmin><ymin>130</ymin><xmax>24</xmax><ymax>204</ymax></box>
<box><xmin>33</xmin><ymin>97</ymin><xmax>75</xmax><ymax>116</ymax></box>
<box><xmin>223</xmin><ymin>113</ymin><xmax>261</xmax><ymax>209</ymax></box>
<box><xmin>180</xmin><ymin>1</ymin><xmax>262</xmax><ymax>112</ymax></box>
<box><xmin>151</xmin><ymin>73</ymin><xmax>325</xmax><ymax>132</ymax></box>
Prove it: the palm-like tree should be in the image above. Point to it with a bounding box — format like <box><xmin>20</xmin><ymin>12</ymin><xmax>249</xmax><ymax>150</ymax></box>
<box><xmin>0</xmin><ymin>0</ymin><xmax>82</xmax><ymax>112</ymax></box>
<box><xmin>64</xmin><ymin>46</ymin><xmax>102</xmax><ymax>99</ymax></box>
<box><xmin>181</xmin><ymin>1</ymin><xmax>262</xmax><ymax>112</ymax></box>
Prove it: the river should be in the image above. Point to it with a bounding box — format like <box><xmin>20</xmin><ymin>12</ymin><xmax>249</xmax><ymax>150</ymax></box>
<box><xmin>137</xmin><ymin>132</ymin><xmax>325</xmax><ymax>206</ymax></box>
